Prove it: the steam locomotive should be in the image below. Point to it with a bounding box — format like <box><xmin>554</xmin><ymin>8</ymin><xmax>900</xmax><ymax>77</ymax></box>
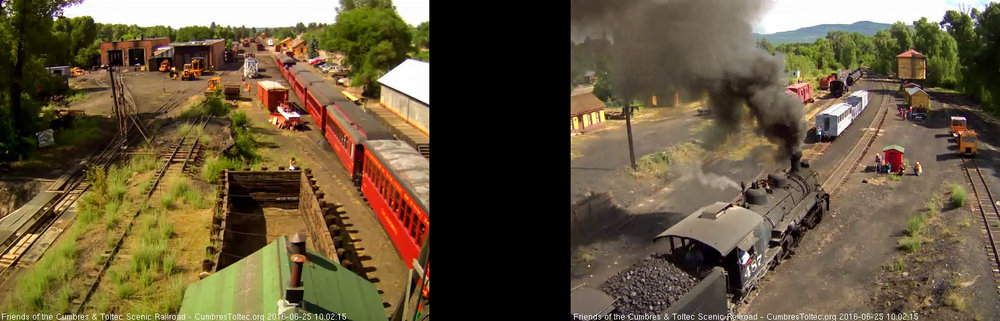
<box><xmin>571</xmin><ymin>154</ymin><xmax>830</xmax><ymax>316</ymax></box>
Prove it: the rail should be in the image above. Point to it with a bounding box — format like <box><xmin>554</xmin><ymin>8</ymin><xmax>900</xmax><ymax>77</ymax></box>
<box><xmin>74</xmin><ymin>114</ymin><xmax>212</xmax><ymax>313</ymax></box>
<box><xmin>960</xmin><ymin>157</ymin><xmax>1000</xmax><ymax>296</ymax></box>
<box><xmin>820</xmin><ymin>78</ymin><xmax>892</xmax><ymax>196</ymax></box>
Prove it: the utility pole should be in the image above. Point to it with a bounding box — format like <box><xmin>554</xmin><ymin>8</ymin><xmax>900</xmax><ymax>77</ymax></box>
<box><xmin>626</xmin><ymin>104</ymin><xmax>637</xmax><ymax>170</ymax></box>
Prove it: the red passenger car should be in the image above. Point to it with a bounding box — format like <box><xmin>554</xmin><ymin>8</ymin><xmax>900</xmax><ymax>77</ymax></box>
<box><xmin>323</xmin><ymin>102</ymin><xmax>394</xmax><ymax>183</ymax></box>
<box><xmin>305</xmin><ymin>84</ymin><xmax>340</xmax><ymax>130</ymax></box>
<box><xmin>360</xmin><ymin>140</ymin><xmax>429</xmax><ymax>268</ymax></box>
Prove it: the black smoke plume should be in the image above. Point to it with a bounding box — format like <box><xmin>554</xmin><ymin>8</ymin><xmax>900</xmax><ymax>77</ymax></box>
<box><xmin>571</xmin><ymin>0</ymin><xmax>805</xmax><ymax>156</ymax></box>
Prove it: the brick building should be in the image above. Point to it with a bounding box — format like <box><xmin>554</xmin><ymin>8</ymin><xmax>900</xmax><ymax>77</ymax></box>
<box><xmin>170</xmin><ymin>39</ymin><xmax>226</xmax><ymax>71</ymax></box>
<box><xmin>99</xmin><ymin>37</ymin><xmax>171</xmax><ymax>67</ymax></box>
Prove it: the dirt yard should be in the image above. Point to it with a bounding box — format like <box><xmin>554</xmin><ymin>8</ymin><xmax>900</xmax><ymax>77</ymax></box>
<box><xmin>571</xmin><ymin>76</ymin><xmax>1000</xmax><ymax>317</ymax></box>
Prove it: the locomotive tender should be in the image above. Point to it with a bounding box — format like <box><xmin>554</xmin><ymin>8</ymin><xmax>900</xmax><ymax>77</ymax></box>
<box><xmin>571</xmin><ymin>154</ymin><xmax>830</xmax><ymax>317</ymax></box>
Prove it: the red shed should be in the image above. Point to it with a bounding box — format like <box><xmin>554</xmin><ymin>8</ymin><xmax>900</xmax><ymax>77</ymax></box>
<box><xmin>256</xmin><ymin>80</ymin><xmax>288</xmax><ymax>112</ymax></box>
<box><xmin>883</xmin><ymin>145</ymin><xmax>905</xmax><ymax>171</ymax></box>
<box><xmin>785</xmin><ymin>81</ymin><xmax>814</xmax><ymax>104</ymax></box>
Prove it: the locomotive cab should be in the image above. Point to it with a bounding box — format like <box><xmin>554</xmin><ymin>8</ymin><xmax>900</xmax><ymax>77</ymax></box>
<box><xmin>655</xmin><ymin>202</ymin><xmax>771</xmax><ymax>301</ymax></box>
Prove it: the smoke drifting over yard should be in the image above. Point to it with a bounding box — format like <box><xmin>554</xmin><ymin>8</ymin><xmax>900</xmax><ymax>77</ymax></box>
<box><xmin>571</xmin><ymin>0</ymin><xmax>806</xmax><ymax>157</ymax></box>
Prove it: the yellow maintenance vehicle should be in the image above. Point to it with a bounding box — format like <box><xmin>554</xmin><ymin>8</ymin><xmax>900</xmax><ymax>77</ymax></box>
<box><xmin>191</xmin><ymin>57</ymin><xmax>206</xmax><ymax>76</ymax></box>
<box><xmin>181</xmin><ymin>64</ymin><xmax>197</xmax><ymax>80</ymax></box>
<box><xmin>957</xmin><ymin>129</ymin><xmax>979</xmax><ymax>156</ymax></box>
<box><xmin>205</xmin><ymin>77</ymin><xmax>221</xmax><ymax>97</ymax></box>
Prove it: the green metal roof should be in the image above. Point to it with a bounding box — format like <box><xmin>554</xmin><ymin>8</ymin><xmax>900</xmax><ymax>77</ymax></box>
<box><xmin>179</xmin><ymin>236</ymin><xmax>386</xmax><ymax>321</ymax></box>
<box><xmin>882</xmin><ymin>145</ymin><xmax>905</xmax><ymax>153</ymax></box>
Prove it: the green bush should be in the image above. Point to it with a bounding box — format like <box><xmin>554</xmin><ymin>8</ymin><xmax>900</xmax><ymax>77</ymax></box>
<box><xmin>952</xmin><ymin>184</ymin><xmax>967</xmax><ymax>208</ymax></box>
<box><xmin>230</xmin><ymin>110</ymin><xmax>249</xmax><ymax>131</ymax></box>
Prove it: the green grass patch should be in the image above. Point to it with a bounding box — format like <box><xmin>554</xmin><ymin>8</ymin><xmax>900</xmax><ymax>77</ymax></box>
<box><xmin>115</xmin><ymin>283</ymin><xmax>135</xmax><ymax>300</ymax></box>
<box><xmin>898</xmin><ymin>236</ymin><xmax>922</xmax><ymax>252</ymax></box>
<box><xmin>887</xmin><ymin>257</ymin><xmax>906</xmax><ymax>273</ymax></box>
<box><xmin>952</xmin><ymin>184</ymin><xmax>967</xmax><ymax>208</ymax></box>
<box><xmin>181</xmin><ymin>91</ymin><xmax>230</xmax><ymax>118</ymax></box>
<box><xmin>54</xmin><ymin>116</ymin><xmax>100</xmax><ymax>146</ymax></box>
<box><xmin>203</xmin><ymin>156</ymin><xmax>241</xmax><ymax>184</ymax></box>
<box><xmin>906</xmin><ymin>214</ymin><xmax>927</xmax><ymax>237</ymax></box>
<box><xmin>12</xmin><ymin>236</ymin><xmax>77</xmax><ymax>311</ymax></box>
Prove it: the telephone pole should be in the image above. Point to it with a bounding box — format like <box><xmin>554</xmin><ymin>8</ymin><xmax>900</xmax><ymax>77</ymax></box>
<box><xmin>626</xmin><ymin>104</ymin><xmax>637</xmax><ymax>170</ymax></box>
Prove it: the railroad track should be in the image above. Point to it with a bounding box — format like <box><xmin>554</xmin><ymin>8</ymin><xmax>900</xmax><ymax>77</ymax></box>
<box><xmin>0</xmin><ymin>68</ymin><xmax>196</xmax><ymax>279</ymax></box>
<box><xmin>737</xmin><ymin>77</ymin><xmax>894</xmax><ymax>313</ymax></box>
<box><xmin>73</xmin><ymin>114</ymin><xmax>212</xmax><ymax>313</ymax></box>
<box><xmin>959</xmin><ymin>157</ymin><xmax>1000</xmax><ymax>296</ymax></box>
<box><xmin>820</xmin><ymin>78</ymin><xmax>892</xmax><ymax>197</ymax></box>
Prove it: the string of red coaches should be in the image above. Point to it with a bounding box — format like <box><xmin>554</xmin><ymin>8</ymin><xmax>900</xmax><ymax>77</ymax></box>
<box><xmin>271</xmin><ymin>54</ymin><xmax>429</xmax><ymax>276</ymax></box>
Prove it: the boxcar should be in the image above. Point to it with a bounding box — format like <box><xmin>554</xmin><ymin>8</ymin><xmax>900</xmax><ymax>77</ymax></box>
<box><xmin>815</xmin><ymin>103</ymin><xmax>854</xmax><ymax>138</ymax></box>
<box><xmin>361</xmin><ymin>140</ymin><xmax>429</xmax><ymax>268</ymax></box>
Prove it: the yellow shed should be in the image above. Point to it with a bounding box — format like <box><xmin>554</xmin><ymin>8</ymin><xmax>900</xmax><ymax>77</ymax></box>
<box><xmin>905</xmin><ymin>87</ymin><xmax>930</xmax><ymax>109</ymax></box>
<box><xmin>571</xmin><ymin>92</ymin><xmax>607</xmax><ymax>133</ymax></box>
<box><xmin>896</xmin><ymin>49</ymin><xmax>926</xmax><ymax>80</ymax></box>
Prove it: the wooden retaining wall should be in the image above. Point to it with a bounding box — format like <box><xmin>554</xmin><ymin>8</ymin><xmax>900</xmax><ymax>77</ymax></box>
<box><xmin>203</xmin><ymin>168</ymin><xmax>342</xmax><ymax>274</ymax></box>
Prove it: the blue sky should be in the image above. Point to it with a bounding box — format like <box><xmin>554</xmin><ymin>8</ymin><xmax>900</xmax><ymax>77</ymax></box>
<box><xmin>755</xmin><ymin>0</ymin><xmax>993</xmax><ymax>34</ymax></box>
<box><xmin>61</xmin><ymin>0</ymin><xmax>429</xmax><ymax>28</ymax></box>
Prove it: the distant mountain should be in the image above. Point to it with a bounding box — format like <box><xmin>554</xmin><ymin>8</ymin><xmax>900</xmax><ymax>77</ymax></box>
<box><xmin>754</xmin><ymin>21</ymin><xmax>892</xmax><ymax>45</ymax></box>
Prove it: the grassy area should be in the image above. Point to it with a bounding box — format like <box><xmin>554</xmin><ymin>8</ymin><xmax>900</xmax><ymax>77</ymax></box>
<box><xmin>634</xmin><ymin>142</ymin><xmax>703</xmax><ymax>179</ymax></box>
<box><xmin>0</xmin><ymin>150</ymin><xmax>164</xmax><ymax>312</ymax></box>
<box><xmin>896</xmin><ymin>189</ymin><xmax>948</xmax><ymax>253</ymax></box>
<box><xmin>54</xmin><ymin>116</ymin><xmax>100</xmax><ymax>146</ymax></box>
<box><xmin>65</xmin><ymin>90</ymin><xmax>91</xmax><ymax>104</ymax></box>
<box><xmin>180</xmin><ymin>90</ymin><xmax>230</xmax><ymax>118</ymax></box>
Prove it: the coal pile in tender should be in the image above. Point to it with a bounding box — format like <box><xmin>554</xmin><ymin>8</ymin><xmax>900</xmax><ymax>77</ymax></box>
<box><xmin>600</xmin><ymin>254</ymin><xmax>698</xmax><ymax>314</ymax></box>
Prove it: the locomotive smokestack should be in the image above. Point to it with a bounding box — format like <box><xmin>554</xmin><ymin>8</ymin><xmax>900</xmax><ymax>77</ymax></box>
<box><xmin>790</xmin><ymin>151</ymin><xmax>802</xmax><ymax>173</ymax></box>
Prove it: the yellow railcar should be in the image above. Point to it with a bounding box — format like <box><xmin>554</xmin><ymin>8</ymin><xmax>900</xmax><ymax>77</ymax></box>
<box><xmin>957</xmin><ymin>129</ymin><xmax>978</xmax><ymax>156</ymax></box>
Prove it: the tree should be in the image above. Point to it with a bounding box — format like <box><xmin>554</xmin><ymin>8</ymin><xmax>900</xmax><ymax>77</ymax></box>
<box><xmin>942</xmin><ymin>9</ymin><xmax>982</xmax><ymax>98</ymax></box>
<box><xmin>755</xmin><ymin>37</ymin><xmax>774</xmax><ymax>55</ymax></box>
<box><xmin>176</xmin><ymin>25</ymin><xmax>214</xmax><ymax>42</ymax></box>
<box><xmin>0</xmin><ymin>0</ymin><xmax>84</xmax><ymax>161</ymax></box>
<box><xmin>337</xmin><ymin>0</ymin><xmax>394</xmax><ymax>16</ymax></box>
<box><xmin>324</xmin><ymin>8</ymin><xmax>412</xmax><ymax>98</ymax></box>
<box><xmin>413</xmin><ymin>21</ymin><xmax>428</xmax><ymax>50</ymax></box>
<box><xmin>308</xmin><ymin>35</ymin><xmax>319</xmax><ymax>58</ymax></box>
<box><xmin>210</xmin><ymin>21</ymin><xmax>216</xmax><ymax>31</ymax></box>
<box><xmin>295</xmin><ymin>22</ymin><xmax>306</xmax><ymax>34</ymax></box>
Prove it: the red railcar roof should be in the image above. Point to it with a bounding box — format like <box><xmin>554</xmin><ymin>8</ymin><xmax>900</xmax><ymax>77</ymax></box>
<box><xmin>787</xmin><ymin>82</ymin><xmax>811</xmax><ymax>90</ymax></box>
<box><xmin>365</xmin><ymin>140</ymin><xmax>429</xmax><ymax>214</ymax></box>
<box><xmin>896</xmin><ymin>49</ymin><xmax>926</xmax><ymax>58</ymax></box>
